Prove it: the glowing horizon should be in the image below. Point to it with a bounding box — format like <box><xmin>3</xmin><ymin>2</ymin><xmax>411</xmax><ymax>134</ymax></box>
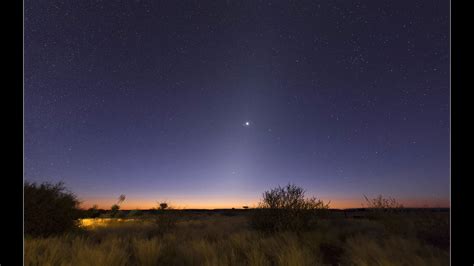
<box><xmin>79</xmin><ymin>196</ymin><xmax>450</xmax><ymax>210</ymax></box>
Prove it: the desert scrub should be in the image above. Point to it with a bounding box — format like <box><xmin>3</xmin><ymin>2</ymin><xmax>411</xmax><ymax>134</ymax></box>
<box><xmin>25</xmin><ymin>213</ymin><xmax>449</xmax><ymax>266</ymax></box>
<box><xmin>250</xmin><ymin>184</ymin><xmax>329</xmax><ymax>232</ymax></box>
<box><xmin>24</xmin><ymin>181</ymin><xmax>81</xmax><ymax>237</ymax></box>
<box><xmin>363</xmin><ymin>195</ymin><xmax>404</xmax><ymax>220</ymax></box>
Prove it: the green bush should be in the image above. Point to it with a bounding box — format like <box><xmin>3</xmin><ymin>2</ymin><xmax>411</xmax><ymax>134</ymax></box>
<box><xmin>24</xmin><ymin>181</ymin><xmax>81</xmax><ymax>236</ymax></box>
<box><xmin>250</xmin><ymin>184</ymin><xmax>330</xmax><ymax>232</ymax></box>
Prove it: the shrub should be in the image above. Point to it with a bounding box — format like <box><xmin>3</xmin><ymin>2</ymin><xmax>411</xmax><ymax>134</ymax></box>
<box><xmin>110</xmin><ymin>204</ymin><xmax>121</xmax><ymax>217</ymax></box>
<box><xmin>110</xmin><ymin>194</ymin><xmax>126</xmax><ymax>218</ymax></box>
<box><xmin>250</xmin><ymin>184</ymin><xmax>330</xmax><ymax>232</ymax></box>
<box><xmin>159</xmin><ymin>202</ymin><xmax>168</xmax><ymax>210</ymax></box>
<box><xmin>86</xmin><ymin>204</ymin><xmax>101</xmax><ymax>218</ymax></box>
<box><xmin>24</xmin><ymin>181</ymin><xmax>81</xmax><ymax>236</ymax></box>
<box><xmin>363</xmin><ymin>195</ymin><xmax>404</xmax><ymax>221</ymax></box>
<box><xmin>363</xmin><ymin>194</ymin><xmax>404</xmax><ymax>211</ymax></box>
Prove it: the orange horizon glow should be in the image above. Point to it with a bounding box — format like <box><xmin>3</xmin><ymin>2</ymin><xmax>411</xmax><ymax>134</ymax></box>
<box><xmin>79</xmin><ymin>197</ymin><xmax>450</xmax><ymax>210</ymax></box>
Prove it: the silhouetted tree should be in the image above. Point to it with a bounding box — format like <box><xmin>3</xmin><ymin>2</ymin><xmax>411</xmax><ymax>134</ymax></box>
<box><xmin>160</xmin><ymin>202</ymin><xmax>168</xmax><ymax>210</ymax></box>
<box><xmin>24</xmin><ymin>181</ymin><xmax>81</xmax><ymax>236</ymax></box>
<box><xmin>111</xmin><ymin>204</ymin><xmax>120</xmax><ymax>211</ymax></box>
<box><xmin>110</xmin><ymin>194</ymin><xmax>126</xmax><ymax>217</ymax></box>
<box><xmin>251</xmin><ymin>183</ymin><xmax>330</xmax><ymax>232</ymax></box>
<box><xmin>110</xmin><ymin>204</ymin><xmax>120</xmax><ymax>217</ymax></box>
<box><xmin>118</xmin><ymin>194</ymin><xmax>126</xmax><ymax>204</ymax></box>
<box><xmin>86</xmin><ymin>204</ymin><xmax>100</xmax><ymax>218</ymax></box>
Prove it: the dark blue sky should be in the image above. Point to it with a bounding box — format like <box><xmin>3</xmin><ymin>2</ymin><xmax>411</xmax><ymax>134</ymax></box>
<box><xmin>25</xmin><ymin>0</ymin><xmax>449</xmax><ymax>209</ymax></box>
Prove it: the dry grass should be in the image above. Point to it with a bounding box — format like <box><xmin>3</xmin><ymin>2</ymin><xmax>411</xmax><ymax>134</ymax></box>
<box><xmin>70</xmin><ymin>237</ymin><xmax>129</xmax><ymax>266</ymax></box>
<box><xmin>79</xmin><ymin>218</ymin><xmax>141</xmax><ymax>228</ymax></box>
<box><xmin>132</xmin><ymin>238</ymin><xmax>162</xmax><ymax>266</ymax></box>
<box><xmin>344</xmin><ymin>234</ymin><xmax>449</xmax><ymax>266</ymax></box>
<box><xmin>25</xmin><ymin>237</ymin><xmax>69</xmax><ymax>266</ymax></box>
<box><xmin>25</xmin><ymin>235</ymin><xmax>129</xmax><ymax>266</ymax></box>
<box><xmin>25</xmin><ymin>213</ymin><xmax>449</xmax><ymax>266</ymax></box>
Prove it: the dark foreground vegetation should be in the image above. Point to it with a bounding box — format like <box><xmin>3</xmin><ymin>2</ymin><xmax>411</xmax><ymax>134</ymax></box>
<box><xmin>25</xmin><ymin>182</ymin><xmax>449</xmax><ymax>265</ymax></box>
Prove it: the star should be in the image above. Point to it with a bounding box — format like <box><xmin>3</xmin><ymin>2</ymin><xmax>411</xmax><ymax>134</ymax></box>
<box><xmin>243</xmin><ymin>121</ymin><xmax>250</xmax><ymax>127</ymax></box>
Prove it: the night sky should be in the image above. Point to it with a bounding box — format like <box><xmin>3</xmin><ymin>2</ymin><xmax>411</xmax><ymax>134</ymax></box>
<box><xmin>25</xmin><ymin>0</ymin><xmax>450</xmax><ymax>209</ymax></box>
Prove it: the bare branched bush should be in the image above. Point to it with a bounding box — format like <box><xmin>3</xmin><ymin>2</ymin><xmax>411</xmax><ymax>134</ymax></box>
<box><xmin>363</xmin><ymin>195</ymin><xmax>406</xmax><ymax>232</ymax></box>
<box><xmin>251</xmin><ymin>184</ymin><xmax>330</xmax><ymax>232</ymax></box>
<box><xmin>363</xmin><ymin>195</ymin><xmax>404</xmax><ymax>210</ymax></box>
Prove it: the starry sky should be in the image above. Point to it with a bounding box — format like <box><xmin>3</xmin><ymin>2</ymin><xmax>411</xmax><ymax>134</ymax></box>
<box><xmin>25</xmin><ymin>0</ymin><xmax>450</xmax><ymax>209</ymax></box>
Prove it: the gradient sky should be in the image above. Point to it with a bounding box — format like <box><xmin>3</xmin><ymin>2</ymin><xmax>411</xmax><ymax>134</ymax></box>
<box><xmin>25</xmin><ymin>0</ymin><xmax>450</xmax><ymax>209</ymax></box>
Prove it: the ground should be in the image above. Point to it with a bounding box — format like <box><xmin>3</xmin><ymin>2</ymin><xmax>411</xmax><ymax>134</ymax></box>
<box><xmin>25</xmin><ymin>209</ymin><xmax>449</xmax><ymax>266</ymax></box>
